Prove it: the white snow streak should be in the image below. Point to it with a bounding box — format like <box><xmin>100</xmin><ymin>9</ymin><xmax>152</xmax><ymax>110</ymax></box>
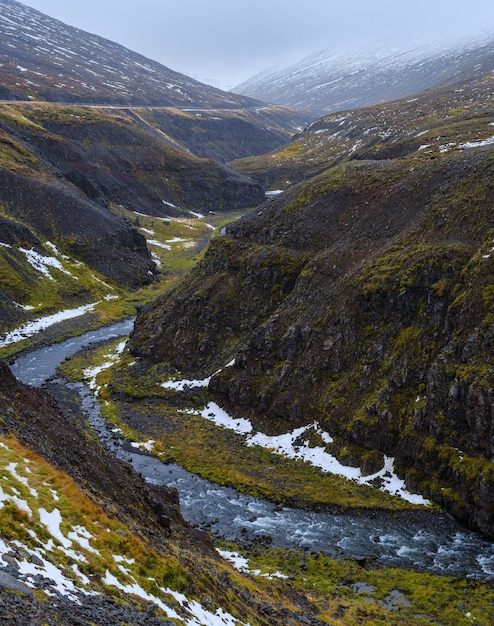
<box><xmin>0</xmin><ymin>302</ymin><xmax>99</xmax><ymax>348</ymax></box>
<box><xmin>459</xmin><ymin>135</ymin><xmax>494</xmax><ymax>149</ymax></box>
<box><xmin>174</xmin><ymin>370</ymin><xmax>430</xmax><ymax>505</ymax></box>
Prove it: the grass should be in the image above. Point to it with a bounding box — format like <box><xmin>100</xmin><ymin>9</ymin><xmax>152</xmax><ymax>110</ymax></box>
<box><xmin>0</xmin><ymin>435</ymin><xmax>188</xmax><ymax>598</ymax></box>
<box><xmin>0</xmin><ymin>434</ymin><xmax>299</xmax><ymax>625</ymax></box>
<box><xmin>219</xmin><ymin>542</ymin><xmax>494</xmax><ymax>626</ymax></box>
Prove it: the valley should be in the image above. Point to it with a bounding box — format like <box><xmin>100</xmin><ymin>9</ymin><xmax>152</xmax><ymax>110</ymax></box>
<box><xmin>1</xmin><ymin>0</ymin><xmax>494</xmax><ymax>624</ymax></box>
<box><xmin>4</xmin><ymin>305</ymin><xmax>494</xmax><ymax>625</ymax></box>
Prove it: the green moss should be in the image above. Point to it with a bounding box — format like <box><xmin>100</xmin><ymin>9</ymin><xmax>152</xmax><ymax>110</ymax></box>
<box><xmin>359</xmin><ymin>241</ymin><xmax>466</xmax><ymax>298</ymax></box>
<box><xmin>59</xmin><ymin>341</ymin><xmax>428</xmax><ymax>513</ymax></box>
<box><xmin>0</xmin><ymin>130</ymin><xmax>43</xmax><ymax>172</ymax></box>
<box><xmin>217</xmin><ymin>543</ymin><xmax>494</xmax><ymax>626</ymax></box>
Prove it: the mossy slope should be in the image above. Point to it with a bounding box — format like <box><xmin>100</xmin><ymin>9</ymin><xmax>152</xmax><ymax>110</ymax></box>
<box><xmin>231</xmin><ymin>71</ymin><xmax>494</xmax><ymax>190</ymax></box>
<box><xmin>0</xmin><ymin>360</ymin><xmax>324</xmax><ymax>625</ymax></box>
<box><xmin>128</xmin><ymin>73</ymin><xmax>494</xmax><ymax>537</ymax></box>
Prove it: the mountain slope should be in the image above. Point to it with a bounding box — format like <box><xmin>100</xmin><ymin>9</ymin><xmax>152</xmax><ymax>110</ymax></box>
<box><xmin>0</xmin><ymin>0</ymin><xmax>312</xmax><ymax>156</ymax></box>
<box><xmin>0</xmin><ymin>101</ymin><xmax>267</xmax><ymax>338</ymax></box>
<box><xmin>0</xmin><ymin>103</ymin><xmax>265</xmax><ymax>215</ymax></box>
<box><xmin>128</xmin><ymin>72</ymin><xmax>494</xmax><ymax>537</ymax></box>
<box><xmin>234</xmin><ymin>34</ymin><xmax>494</xmax><ymax>115</ymax></box>
<box><xmin>0</xmin><ymin>1</ymin><xmax>312</xmax><ymax>338</ymax></box>
<box><xmin>133</xmin><ymin>105</ymin><xmax>310</xmax><ymax>163</ymax></box>
<box><xmin>0</xmin><ymin>0</ymin><xmax>256</xmax><ymax>108</ymax></box>
<box><xmin>231</xmin><ymin>69</ymin><xmax>494</xmax><ymax>190</ymax></box>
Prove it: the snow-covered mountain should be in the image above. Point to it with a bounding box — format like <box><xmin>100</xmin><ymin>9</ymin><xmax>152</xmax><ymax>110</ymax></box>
<box><xmin>0</xmin><ymin>0</ymin><xmax>257</xmax><ymax>108</ymax></box>
<box><xmin>234</xmin><ymin>34</ymin><xmax>494</xmax><ymax>114</ymax></box>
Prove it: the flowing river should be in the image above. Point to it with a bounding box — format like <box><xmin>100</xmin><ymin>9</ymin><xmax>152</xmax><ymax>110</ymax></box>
<box><xmin>11</xmin><ymin>320</ymin><xmax>494</xmax><ymax>582</ymax></box>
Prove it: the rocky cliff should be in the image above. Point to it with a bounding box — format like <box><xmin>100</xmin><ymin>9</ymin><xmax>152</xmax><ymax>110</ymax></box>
<box><xmin>129</xmin><ymin>73</ymin><xmax>494</xmax><ymax>537</ymax></box>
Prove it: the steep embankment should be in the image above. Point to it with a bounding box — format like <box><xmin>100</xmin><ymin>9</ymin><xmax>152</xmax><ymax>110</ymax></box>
<box><xmin>0</xmin><ymin>361</ymin><xmax>184</xmax><ymax>538</ymax></box>
<box><xmin>129</xmin><ymin>75</ymin><xmax>494</xmax><ymax>537</ymax></box>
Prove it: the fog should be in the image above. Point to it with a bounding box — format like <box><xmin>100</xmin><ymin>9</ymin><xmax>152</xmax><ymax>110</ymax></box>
<box><xmin>21</xmin><ymin>0</ymin><xmax>494</xmax><ymax>89</ymax></box>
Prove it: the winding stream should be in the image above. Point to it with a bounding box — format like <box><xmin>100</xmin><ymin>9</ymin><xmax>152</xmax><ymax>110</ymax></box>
<box><xmin>11</xmin><ymin>320</ymin><xmax>494</xmax><ymax>581</ymax></box>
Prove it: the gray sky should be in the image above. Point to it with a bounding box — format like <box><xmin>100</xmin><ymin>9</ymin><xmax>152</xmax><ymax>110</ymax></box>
<box><xmin>21</xmin><ymin>0</ymin><xmax>494</xmax><ymax>90</ymax></box>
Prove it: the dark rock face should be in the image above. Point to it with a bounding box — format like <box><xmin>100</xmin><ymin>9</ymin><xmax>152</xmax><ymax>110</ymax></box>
<box><xmin>0</xmin><ymin>590</ymin><xmax>176</xmax><ymax>626</ymax></box>
<box><xmin>0</xmin><ymin>571</ymin><xmax>32</xmax><ymax>596</ymax></box>
<box><xmin>15</xmin><ymin>108</ymin><xmax>266</xmax><ymax>215</ymax></box>
<box><xmin>129</xmin><ymin>146</ymin><xmax>494</xmax><ymax>536</ymax></box>
<box><xmin>141</xmin><ymin>109</ymin><xmax>305</xmax><ymax>163</ymax></box>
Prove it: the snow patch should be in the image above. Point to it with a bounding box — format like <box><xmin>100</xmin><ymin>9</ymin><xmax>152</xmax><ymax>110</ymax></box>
<box><xmin>459</xmin><ymin>135</ymin><xmax>494</xmax><ymax>149</ymax></box>
<box><xmin>131</xmin><ymin>440</ymin><xmax>155</xmax><ymax>452</ymax></box>
<box><xmin>20</xmin><ymin>247</ymin><xmax>75</xmax><ymax>281</ymax></box>
<box><xmin>39</xmin><ymin>508</ymin><xmax>73</xmax><ymax>550</ymax></box>
<box><xmin>6</xmin><ymin>462</ymin><xmax>38</xmax><ymax>497</ymax></box>
<box><xmin>173</xmin><ymin>367</ymin><xmax>429</xmax><ymax>505</ymax></box>
<box><xmin>148</xmin><ymin>239</ymin><xmax>172</xmax><ymax>250</ymax></box>
<box><xmin>103</xmin><ymin>570</ymin><xmax>248</xmax><ymax>626</ymax></box>
<box><xmin>162</xmin><ymin>374</ymin><xmax>212</xmax><ymax>391</ymax></box>
<box><xmin>200</xmin><ymin>402</ymin><xmax>254</xmax><ymax>435</ymax></box>
<box><xmin>0</xmin><ymin>302</ymin><xmax>99</xmax><ymax>348</ymax></box>
<box><xmin>217</xmin><ymin>549</ymin><xmax>288</xmax><ymax>580</ymax></box>
<box><xmin>83</xmin><ymin>341</ymin><xmax>126</xmax><ymax>394</ymax></box>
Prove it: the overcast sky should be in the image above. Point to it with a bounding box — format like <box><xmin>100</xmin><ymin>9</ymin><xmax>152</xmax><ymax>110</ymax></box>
<box><xmin>21</xmin><ymin>0</ymin><xmax>494</xmax><ymax>90</ymax></box>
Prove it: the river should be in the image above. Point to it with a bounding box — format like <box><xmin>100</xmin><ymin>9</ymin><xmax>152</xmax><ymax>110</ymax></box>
<box><xmin>11</xmin><ymin>320</ymin><xmax>494</xmax><ymax>581</ymax></box>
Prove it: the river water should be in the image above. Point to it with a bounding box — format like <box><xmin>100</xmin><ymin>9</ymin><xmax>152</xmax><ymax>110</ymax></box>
<box><xmin>11</xmin><ymin>320</ymin><xmax>494</xmax><ymax>581</ymax></box>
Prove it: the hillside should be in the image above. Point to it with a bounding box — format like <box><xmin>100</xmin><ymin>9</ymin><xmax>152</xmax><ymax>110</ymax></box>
<box><xmin>4</xmin><ymin>352</ymin><xmax>494</xmax><ymax>624</ymax></box>
<box><xmin>0</xmin><ymin>0</ymin><xmax>311</xmax><ymax>146</ymax></box>
<box><xmin>234</xmin><ymin>34</ymin><xmax>494</xmax><ymax>115</ymax></box>
<box><xmin>0</xmin><ymin>360</ymin><xmax>328</xmax><ymax>625</ymax></box>
<box><xmin>0</xmin><ymin>101</ymin><xmax>269</xmax><ymax>337</ymax></box>
<box><xmin>0</xmin><ymin>1</ymin><xmax>314</xmax><ymax>340</ymax></box>
<box><xmin>0</xmin><ymin>1</ymin><xmax>303</xmax><ymax>343</ymax></box>
<box><xmin>231</xmin><ymin>70</ymin><xmax>494</xmax><ymax>190</ymax></box>
<box><xmin>0</xmin><ymin>0</ymin><xmax>255</xmax><ymax>108</ymax></box>
<box><xmin>128</xmin><ymin>70</ymin><xmax>494</xmax><ymax>538</ymax></box>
